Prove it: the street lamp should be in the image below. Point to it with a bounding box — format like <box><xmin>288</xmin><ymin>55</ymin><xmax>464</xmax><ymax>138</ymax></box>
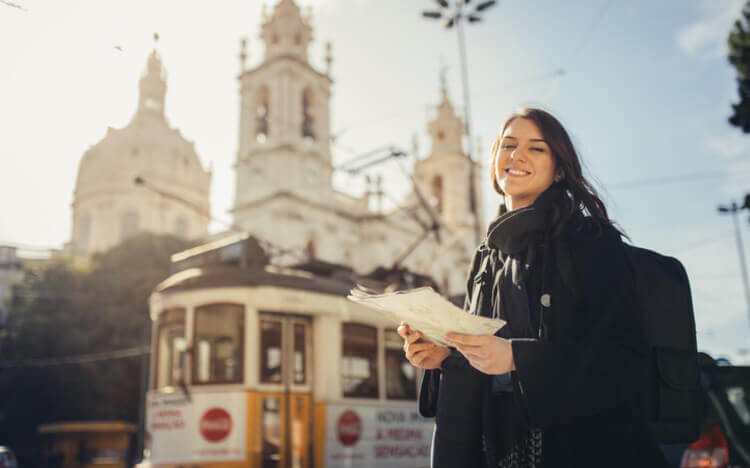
<box><xmin>421</xmin><ymin>0</ymin><xmax>498</xmax><ymax>246</ymax></box>
<box><xmin>717</xmin><ymin>194</ymin><xmax>750</xmax><ymax>335</ymax></box>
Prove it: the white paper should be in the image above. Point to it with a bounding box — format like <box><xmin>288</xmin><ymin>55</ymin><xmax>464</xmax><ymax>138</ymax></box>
<box><xmin>347</xmin><ymin>286</ymin><xmax>505</xmax><ymax>346</ymax></box>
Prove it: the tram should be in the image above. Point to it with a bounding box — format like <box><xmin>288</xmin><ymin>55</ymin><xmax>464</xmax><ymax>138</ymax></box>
<box><xmin>141</xmin><ymin>233</ymin><xmax>440</xmax><ymax>467</ymax></box>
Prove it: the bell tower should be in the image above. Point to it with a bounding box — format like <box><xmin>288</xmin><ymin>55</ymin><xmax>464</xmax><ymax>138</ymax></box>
<box><xmin>233</xmin><ymin>0</ymin><xmax>334</xmax><ymax>227</ymax></box>
<box><xmin>415</xmin><ymin>74</ymin><xmax>483</xmax><ymax>237</ymax></box>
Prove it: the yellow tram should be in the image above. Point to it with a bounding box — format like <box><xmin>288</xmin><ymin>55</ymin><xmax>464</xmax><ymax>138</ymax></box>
<box><xmin>141</xmin><ymin>233</ymin><xmax>436</xmax><ymax>467</ymax></box>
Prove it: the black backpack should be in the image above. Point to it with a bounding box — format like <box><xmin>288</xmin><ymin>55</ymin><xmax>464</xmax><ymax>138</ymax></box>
<box><xmin>625</xmin><ymin>245</ymin><xmax>701</xmax><ymax>444</ymax></box>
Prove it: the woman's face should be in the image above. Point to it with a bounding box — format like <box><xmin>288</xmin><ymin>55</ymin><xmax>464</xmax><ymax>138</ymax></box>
<box><xmin>494</xmin><ymin>118</ymin><xmax>560</xmax><ymax>210</ymax></box>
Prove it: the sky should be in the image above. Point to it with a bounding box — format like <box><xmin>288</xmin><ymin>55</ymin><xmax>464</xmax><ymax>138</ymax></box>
<box><xmin>1</xmin><ymin>0</ymin><xmax>749</xmax><ymax>361</ymax></box>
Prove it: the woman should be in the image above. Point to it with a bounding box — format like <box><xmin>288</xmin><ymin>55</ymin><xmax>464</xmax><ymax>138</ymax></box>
<box><xmin>398</xmin><ymin>108</ymin><xmax>668</xmax><ymax>467</ymax></box>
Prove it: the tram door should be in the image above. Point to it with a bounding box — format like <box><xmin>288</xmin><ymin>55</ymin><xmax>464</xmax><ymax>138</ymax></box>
<box><xmin>258</xmin><ymin>314</ymin><xmax>312</xmax><ymax>468</ymax></box>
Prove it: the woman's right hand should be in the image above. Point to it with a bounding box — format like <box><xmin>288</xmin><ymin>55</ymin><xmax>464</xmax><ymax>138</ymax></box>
<box><xmin>397</xmin><ymin>322</ymin><xmax>451</xmax><ymax>370</ymax></box>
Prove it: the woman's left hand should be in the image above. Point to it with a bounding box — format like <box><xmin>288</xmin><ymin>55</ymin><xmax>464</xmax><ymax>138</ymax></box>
<box><xmin>444</xmin><ymin>332</ymin><xmax>516</xmax><ymax>375</ymax></box>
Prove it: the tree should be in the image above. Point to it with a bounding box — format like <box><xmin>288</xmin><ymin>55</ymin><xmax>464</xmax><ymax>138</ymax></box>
<box><xmin>0</xmin><ymin>233</ymin><xmax>194</xmax><ymax>464</ymax></box>
<box><xmin>729</xmin><ymin>2</ymin><xmax>750</xmax><ymax>132</ymax></box>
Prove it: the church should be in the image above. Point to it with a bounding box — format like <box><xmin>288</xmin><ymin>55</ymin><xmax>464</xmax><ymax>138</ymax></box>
<box><xmin>69</xmin><ymin>0</ymin><xmax>483</xmax><ymax>297</ymax></box>
<box><xmin>69</xmin><ymin>48</ymin><xmax>212</xmax><ymax>255</ymax></box>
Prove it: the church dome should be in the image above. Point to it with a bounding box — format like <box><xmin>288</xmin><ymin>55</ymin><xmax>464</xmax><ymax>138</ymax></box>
<box><xmin>70</xmin><ymin>48</ymin><xmax>211</xmax><ymax>255</ymax></box>
<box><xmin>74</xmin><ymin>113</ymin><xmax>207</xmax><ymax>195</ymax></box>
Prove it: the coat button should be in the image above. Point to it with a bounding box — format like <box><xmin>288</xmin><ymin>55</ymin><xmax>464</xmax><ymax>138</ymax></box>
<box><xmin>540</xmin><ymin>293</ymin><xmax>551</xmax><ymax>308</ymax></box>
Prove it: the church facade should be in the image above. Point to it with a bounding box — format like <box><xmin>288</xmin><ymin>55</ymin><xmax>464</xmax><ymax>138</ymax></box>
<box><xmin>68</xmin><ymin>0</ymin><xmax>483</xmax><ymax>297</ymax></box>
<box><xmin>230</xmin><ymin>0</ymin><xmax>483</xmax><ymax>296</ymax></box>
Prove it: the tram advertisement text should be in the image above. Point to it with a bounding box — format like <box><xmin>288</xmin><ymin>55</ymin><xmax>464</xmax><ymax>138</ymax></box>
<box><xmin>146</xmin><ymin>391</ymin><xmax>247</xmax><ymax>463</ymax></box>
<box><xmin>325</xmin><ymin>403</ymin><xmax>432</xmax><ymax>467</ymax></box>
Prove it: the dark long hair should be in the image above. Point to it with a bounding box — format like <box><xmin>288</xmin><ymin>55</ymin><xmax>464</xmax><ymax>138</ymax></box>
<box><xmin>489</xmin><ymin>107</ymin><xmax>622</xmax><ymax>236</ymax></box>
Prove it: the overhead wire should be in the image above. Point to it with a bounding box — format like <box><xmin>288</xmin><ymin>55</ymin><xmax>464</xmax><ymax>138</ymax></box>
<box><xmin>563</xmin><ymin>0</ymin><xmax>617</xmax><ymax>66</ymax></box>
<box><xmin>0</xmin><ymin>241</ymin><xmax>59</xmax><ymax>253</ymax></box>
<box><xmin>667</xmin><ymin>231</ymin><xmax>735</xmax><ymax>254</ymax></box>
<box><xmin>0</xmin><ymin>345</ymin><xmax>150</xmax><ymax>369</ymax></box>
<box><xmin>607</xmin><ymin>169</ymin><xmax>750</xmax><ymax>190</ymax></box>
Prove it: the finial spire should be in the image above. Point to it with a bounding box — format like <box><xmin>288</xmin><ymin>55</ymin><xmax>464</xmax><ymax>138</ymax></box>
<box><xmin>325</xmin><ymin>41</ymin><xmax>333</xmax><ymax>75</ymax></box>
<box><xmin>136</xmin><ymin>36</ymin><xmax>167</xmax><ymax>119</ymax></box>
<box><xmin>239</xmin><ymin>37</ymin><xmax>248</xmax><ymax>72</ymax></box>
<box><xmin>439</xmin><ymin>58</ymin><xmax>448</xmax><ymax>99</ymax></box>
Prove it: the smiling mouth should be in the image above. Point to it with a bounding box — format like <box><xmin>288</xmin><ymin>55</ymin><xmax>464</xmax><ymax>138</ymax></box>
<box><xmin>505</xmin><ymin>168</ymin><xmax>530</xmax><ymax>176</ymax></box>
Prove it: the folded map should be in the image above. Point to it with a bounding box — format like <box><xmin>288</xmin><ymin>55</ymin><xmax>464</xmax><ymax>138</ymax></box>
<box><xmin>347</xmin><ymin>286</ymin><xmax>505</xmax><ymax>346</ymax></box>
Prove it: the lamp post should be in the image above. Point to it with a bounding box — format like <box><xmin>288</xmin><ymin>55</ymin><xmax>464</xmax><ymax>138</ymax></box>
<box><xmin>717</xmin><ymin>193</ymin><xmax>750</xmax><ymax>335</ymax></box>
<box><xmin>422</xmin><ymin>0</ymin><xmax>498</xmax><ymax>246</ymax></box>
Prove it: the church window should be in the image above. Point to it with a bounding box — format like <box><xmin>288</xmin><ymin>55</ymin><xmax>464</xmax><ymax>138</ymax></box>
<box><xmin>175</xmin><ymin>217</ymin><xmax>188</xmax><ymax>238</ymax></box>
<box><xmin>77</xmin><ymin>215</ymin><xmax>91</xmax><ymax>252</ymax></box>
<box><xmin>256</xmin><ymin>86</ymin><xmax>270</xmax><ymax>142</ymax></box>
<box><xmin>301</xmin><ymin>88</ymin><xmax>315</xmax><ymax>140</ymax></box>
<box><xmin>431</xmin><ymin>175</ymin><xmax>444</xmax><ymax>213</ymax></box>
<box><xmin>121</xmin><ymin>211</ymin><xmax>139</xmax><ymax>240</ymax></box>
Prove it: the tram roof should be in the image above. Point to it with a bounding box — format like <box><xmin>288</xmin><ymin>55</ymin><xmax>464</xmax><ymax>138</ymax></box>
<box><xmin>158</xmin><ymin>233</ymin><xmax>448</xmax><ymax>299</ymax></box>
<box><xmin>154</xmin><ymin>263</ymin><xmax>357</xmax><ymax>296</ymax></box>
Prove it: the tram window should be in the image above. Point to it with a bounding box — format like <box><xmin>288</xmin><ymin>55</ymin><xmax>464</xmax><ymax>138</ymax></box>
<box><xmin>293</xmin><ymin>323</ymin><xmax>307</xmax><ymax>384</ymax></box>
<box><xmin>384</xmin><ymin>330</ymin><xmax>417</xmax><ymax>400</ymax></box>
<box><xmin>260</xmin><ymin>319</ymin><xmax>283</xmax><ymax>383</ymax></box>
<box><xmin>341</xmin><ymin>323</ymin><xmax>378</xmax><ymax>398</ymax></box>
<box><xmin>155</xmin><ymin>308</ymin><xmax>186</xmax><ymax>389</ymax></box>
<box><xmin>194</xmin><ymin>304</ymin><xmax>244</xmax><ymax>384</ymax></box>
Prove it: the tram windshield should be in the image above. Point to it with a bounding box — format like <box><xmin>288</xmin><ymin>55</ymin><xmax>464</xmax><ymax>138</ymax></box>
<box><xmin>194</xmin><ymin>303</ymin><xmax>245</xmax><ymax>384</ymax></box>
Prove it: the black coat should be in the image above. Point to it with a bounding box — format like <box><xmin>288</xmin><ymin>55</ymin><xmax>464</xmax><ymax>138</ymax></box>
<box><xmin>420</xmin><ymin>220</ymin><xmax>670</xmax><ymax>467</ymax></box>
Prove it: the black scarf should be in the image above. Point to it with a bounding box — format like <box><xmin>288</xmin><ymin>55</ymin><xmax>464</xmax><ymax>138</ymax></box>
<box><xmin>478</xmin><ymin>184</ymin><xmax>575</xmax><ymax>465</ymax></box>
<box><xmin>483</xmin><ymin>183</ymin><xmax>570</xmax><ymax>338</ymax></box>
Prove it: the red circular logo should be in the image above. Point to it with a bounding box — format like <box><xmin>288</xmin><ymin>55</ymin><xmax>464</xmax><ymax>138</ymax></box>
<box><xmin>337</xmin><ymin>410</ymin><xmax>362</xmax><ymax>447</ymax></box>
<box><xmin>200</xmin><ymin>407</ymin><xmax>232</xmax><ymax>442</ymax></box>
